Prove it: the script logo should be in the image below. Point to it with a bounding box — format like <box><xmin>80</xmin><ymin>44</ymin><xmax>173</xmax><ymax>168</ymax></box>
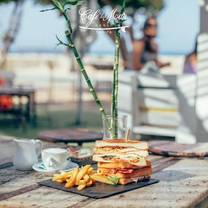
<box><xmin>79</xmin><ymin>7</ymin><xmax>128</xmax><ymax>32</ymax></box>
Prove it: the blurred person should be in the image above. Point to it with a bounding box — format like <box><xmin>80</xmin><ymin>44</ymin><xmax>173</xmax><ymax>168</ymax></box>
<box><xmin>183</xmin><ymin>39</ymin><xmax>197</xmax><ymax>74</ymax></box>
<box><xmin>133</xmin><ymin>16</ymin><xmax>171</xmax><ymax>71</ymax></box>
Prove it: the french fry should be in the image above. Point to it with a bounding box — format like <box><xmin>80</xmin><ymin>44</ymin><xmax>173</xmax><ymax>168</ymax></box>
<box><xmin>87</xmin><ymin>167</ymin><xmax>93</xmax><ymax>174</ymax></box>
<box><xmin>78</xmin><ymin>179</ymin><xmax>86</xmax><ymax>186</ymax></box>
<box><xmin>55</xmin><ymin>179</ymin><xmax>64</xmax><ymax>183</ymax></box>
<box><xmin>76</xmin><ymin>165</ymin><xmax>91</xmax><ymax>185</ymax></box>
<box><xmin>65</xmin><ymin>168</ymin><xmax>79</xmax><ymax>188</ymax></box>
<box><xmin>62</xmin><ymin>172</ymin><xmax>72</xmax><ymax>180</ymax></box>
<box><xmin>83</xmin><ymin>174</ymin><xmax>90</xmax><ymax>182</ymax></box>
<box><xmin>54</xmin><ymin>172</ymin><xmax>72</xmax><ymax>182</ymax></box>
<box><xmin>52</xmin><ymin>165</ymin><xmax>95</xmax><ymax>191</ymax></box>
<box><xmin>77</xmin><ymin>184</ymin><xmax>86</xmax><ymax>191</ymax></box>
<box><xmin>86</xmin><ymin>180</ymin><xmax>93</xmax><ymax>187</ymax></box>
<box><xmin>52</xmin><ymin>176</ymin><xmax>65</xmax><ymax>183</ymax></box>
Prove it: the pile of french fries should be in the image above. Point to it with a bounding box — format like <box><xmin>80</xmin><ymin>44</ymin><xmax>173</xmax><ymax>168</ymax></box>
<box><xmin>52</xmin><ymin>165</ymin><xmax>96</xmax><ymax>191</ymax></box>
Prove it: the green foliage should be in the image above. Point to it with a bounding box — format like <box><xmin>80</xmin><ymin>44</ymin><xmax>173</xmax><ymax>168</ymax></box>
<box><xmin>36</xmin><ymin>0</ymin><xmax>82</xmax><ymax>6</ymax></box>
<box><xmin>64</xmin><ymin>0</ymin><xmax>81</xmax><ymax>5</ymax></box>
<box><xmin>1</xmin><ymin>0</ymin><xmax>164</xmax><ymax>14</ymax></box>
<box><xmin>35</xmin><ymin>0</ymin><xmax>164</xmax><ymax>13</ymax></box>
<box><xmin>0</xmin><ymin>0</ymin><xmax>16</xmax><ymax>4</ymax></box>
<box><xmin>52</xmin><ymin>0</ymin><xmax>82</xmax><ymax>7</ymax></box>
<box><xmin>35</xmin><ymin>0</ymin><xmax>51</xmax><ymax>5</ymax></box>
<box><xmin>98</xmin><ymin>0</ymin><xmax>164</xmax><ymax>13</ymax></box>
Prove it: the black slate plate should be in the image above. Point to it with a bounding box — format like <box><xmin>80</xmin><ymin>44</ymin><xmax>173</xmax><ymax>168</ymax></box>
<box><xmin>39</xmin><ymin>178</ymin><xmax>159</xmax><ymax>199</ymax></box>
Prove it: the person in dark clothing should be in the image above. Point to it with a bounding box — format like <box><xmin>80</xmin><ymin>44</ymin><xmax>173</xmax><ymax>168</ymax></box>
<box><xmin>133</xmin><ymin>16</ymin><xmax>170</xmax><ymax>71</ymax></box>
<box><xmin>183</xmin><ymin>38</ymin><xmax>197</xmax><ymax>74</ymax></box>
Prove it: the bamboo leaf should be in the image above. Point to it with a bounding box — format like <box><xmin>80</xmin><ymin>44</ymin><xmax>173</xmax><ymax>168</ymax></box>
<box><xmin>56</xmin><ymin>35</ymin><xmax>68</xmax><ymax>47</ymax></box>
<box><xmin>51</xmin><ymin>0</ymin><xmax>64</xmax><ymax>12</ymax></box>
<box><xmin>64</xmin><ymin>0</ymin><xmax>82</xmax><ymax>6</ymax></box>
<box><xmin>40</xmin><ymin>7</ymin><xmax>56</xmax><ymax>12</ymax></box>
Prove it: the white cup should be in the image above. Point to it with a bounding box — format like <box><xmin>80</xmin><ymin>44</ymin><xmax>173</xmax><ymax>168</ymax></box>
<box><xmin>41</xmin><ymin>148</ymin><xmax>69</xmax><ymax>170</ymax></box>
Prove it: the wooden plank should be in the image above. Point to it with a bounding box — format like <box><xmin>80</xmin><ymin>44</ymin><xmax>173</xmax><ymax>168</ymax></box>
<box><xmin>0</xmin><ymin>184</ymin><xmax>39</xmax><ymax>201</ymax></box>
<box><xmin>138</xmin><ymin>85</ymin><xmax>176</xmax><ymax>90</ymax></box>
<box><xmin>0</xmin><ymin>167</ymin><xmax>31</xmax><ymax>186</ymax></box>
<box><xmin>148</xmin><ymin>155</ymin><xmax>163</xmax><ymax>162</ymax></box>
<box><xmin>0</xmin><ymin>162</ymin><xmax>13</xmax><ymax>170</ymax></box>
<box><xmin>0</xmin><ymin>187</ymin><xmax>88</xmax><ymax>208</ymax></box>
<box><xmin>137</xmin><ymin>74</ymin><xmax>177</xmax><ymax>88</ymax></box>
<box><xmin>0</xmin><ymin>156</ymin><xmax>173</xmax><ymax>204</ymax></box>
<box><xmin>81</xmin><ymin>159</ymin><xmax>208</xmax><ymax>208</ymax></box>
<box><xmin>0</xmin><ymin>168</ymin><xmax>51</xmax><ymax>198</ymax></box>
<box><xmin>153</xmin><ymin>157</ymin><xmax>179</xmax><ymax>173</ymax></box>
<box><xmin>0</xmin><ymin>137</ymin><xmax>14</xmax><ymax>165</ymax></box>
<box><xmin>137</xmin><ymin>89</ymin><xmax>178</xmax><ymax>107</ymax></box>
<box><xmin>140</xmin><ymin>111</ymin><xmax>179</xmax><ymax>127</ymax></box>
<box><xmin>2</xmin><ymin>158</ymin><xmax>208</xmax><ymax>208</ymax></box>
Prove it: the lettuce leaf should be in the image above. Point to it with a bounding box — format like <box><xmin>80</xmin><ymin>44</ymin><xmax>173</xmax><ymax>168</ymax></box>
<box><xmin>108</xmin><ymin>176</ymin><xmax>120</xmax><ymax>185</ymax></box>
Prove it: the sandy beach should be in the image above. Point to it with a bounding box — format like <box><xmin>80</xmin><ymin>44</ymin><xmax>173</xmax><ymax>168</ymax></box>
<box><xmin>1</xmin><ymin>53</ymin><xmax>185</xmax><ymax>104</ymax></box>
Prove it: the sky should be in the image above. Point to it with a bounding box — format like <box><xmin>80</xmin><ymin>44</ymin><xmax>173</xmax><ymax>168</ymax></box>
<box><xmin>0</xmin><ymin>0</ymin><xmax>200</xmax><ymax>55</ymax></box>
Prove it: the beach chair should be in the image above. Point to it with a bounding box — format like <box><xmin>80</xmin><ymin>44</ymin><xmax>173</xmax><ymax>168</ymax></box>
<box><xmin>118</xmin><ymin>70</ymin><xmax>179</xmax><ymax>140</ymax></box>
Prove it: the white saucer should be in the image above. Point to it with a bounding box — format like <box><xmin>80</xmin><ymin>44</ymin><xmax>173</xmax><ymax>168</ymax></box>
<box><xmin>32</xmin><ymin>161</ymin><xmax>79</xmax><ymax>173</ymax></box>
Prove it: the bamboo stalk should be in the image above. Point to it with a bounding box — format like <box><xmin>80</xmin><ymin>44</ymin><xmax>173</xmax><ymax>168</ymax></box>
<box><xmin>65</xmin><ymin>31</ymin><xmax>107</xmax><ymax>119</ymax></box>
<box><xmin>111</xmin><ymin>0</ymin><xmax>126</xmax><ymax>138</ymax></box>
<box><xmin>111</xmin><ymin>29</ymin><xmax>120</xmax><ymax>138</ymax></box>
<box><xmin>52</xmin><ymin>0</ymin><xmax>108</xmax><ymax>120</ymax></box>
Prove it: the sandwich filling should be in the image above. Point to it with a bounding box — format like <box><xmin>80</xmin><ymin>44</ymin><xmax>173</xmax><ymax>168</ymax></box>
<box><xmin>93</xmin><ymin>153</ymin><xmax>148</xmax><ymax>166</ymax></box>
<box><xmin>95</xmin><ymin>147</ymin><xmax>148</xmax><ymax>156</ymax></box>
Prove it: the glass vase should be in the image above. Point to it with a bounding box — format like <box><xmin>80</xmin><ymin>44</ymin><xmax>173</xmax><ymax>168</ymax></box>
<box><xmin>102</xmin><ymin>115</ymin><xmax>127</xmax><ymax>139</ymax></box>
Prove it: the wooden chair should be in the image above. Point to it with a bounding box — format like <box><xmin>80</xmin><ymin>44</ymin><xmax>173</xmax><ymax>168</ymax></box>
<box><xmin>118</xmin><ymin>70</ymin><xmax>179</xmax><ymax>140</ymax></box>
<box><xmin>118</xmin><ymin>69</ymin><xmax>208</xmax><ymax>143</ymax></box>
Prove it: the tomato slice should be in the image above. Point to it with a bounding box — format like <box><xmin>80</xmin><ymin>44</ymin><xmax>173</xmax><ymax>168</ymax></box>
<box><xmin>118</xmin><ymin>169</ymin><xmax>134</xmax><ymax>174</ymax></box>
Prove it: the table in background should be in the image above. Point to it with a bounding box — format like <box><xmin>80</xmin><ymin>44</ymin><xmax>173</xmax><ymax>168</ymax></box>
<box><xmin>0</xmin><ymin>86</ymin><xmax>36</xmax><ymax>124</ymax></box>
<box><xmin>38</xmin><ymin>128</ymin><xmax>103</xmax><ymax>146</ymax></box>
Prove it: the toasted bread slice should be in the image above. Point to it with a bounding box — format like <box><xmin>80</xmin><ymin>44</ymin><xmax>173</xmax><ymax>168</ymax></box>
<box><xmin>95</xmin><ymin>139</ymin><xmax>148</xmax><ymax>150</ymax></box>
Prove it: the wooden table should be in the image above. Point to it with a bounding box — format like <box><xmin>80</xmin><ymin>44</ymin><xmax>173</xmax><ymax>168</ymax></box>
<box><xmin>0</xmin><ymin>86</ymin><xmax>36</xmax><ymax>124</ymax></box>
<box><xmin>0</xmin><ymin>138</ymin><xmax>208</xmax><ymax>208</ymax></box>
<box><xmin>38</xmin><ymin>128</ymin><xmax>103</xmax><ymax>146</ymax></box>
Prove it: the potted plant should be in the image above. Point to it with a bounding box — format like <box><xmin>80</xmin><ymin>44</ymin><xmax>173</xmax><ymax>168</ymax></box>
<box><xmin>45</xmin><ymin>0</ymin><xmax>127</xmax><ymax>139</ymax></box>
